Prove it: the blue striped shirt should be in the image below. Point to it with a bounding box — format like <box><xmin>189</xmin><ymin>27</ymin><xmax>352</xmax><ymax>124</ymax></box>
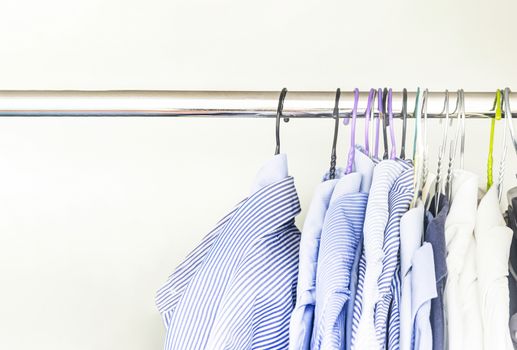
<box><xmin>156</xmin><ymin>154</ymin><xmax>302</xmax><ymax>349</ymax></box>
<box><xmin>351</xmin><ymin>160</ymin><xmax>408</xmax><ymax>350</ymax></box>
<box><xmin>312</xmin><ymin>172</ymin><xmax>367</xmax><ymax>349</ymax></box>
<box><xmin>290</xmin><ymin>148</ymin><xmax>374</xmax><ymax>350</ymax></box>
<box><xmin>376</xmin><ymin>165</ymin><xmax>414</xmax><ymax>350</ymax></box>
<box><xmin>289</xmin><ymin>175</ymin><xmax>342</xmax><ymax>350</ymax></box>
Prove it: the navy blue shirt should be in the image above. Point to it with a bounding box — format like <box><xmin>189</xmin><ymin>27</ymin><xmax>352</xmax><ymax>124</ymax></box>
<box><xmin>424</xmin><ymin>194</ymin><xmax>449</xmax><ymax>350</ymax></box>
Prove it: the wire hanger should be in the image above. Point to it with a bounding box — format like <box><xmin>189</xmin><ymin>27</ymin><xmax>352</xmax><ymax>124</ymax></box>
<box><xmin>345</xmin><ymin>88</ymin><xmax>360</xmax><ymax>174</ymax></box>
<box><xmin>503</xmin><ymin>87</ymin><xmax>517</xmax><ymax>205</ymax></box>
<box><xmin>421</xmin><ymin>88</ymin><xmax>429</xmax><ymax>191</ymax></box>
<box><xmin>329</xmin><ymin>88</ymin><xmax>341</xmax><ymax>180</ymax></box>
<box><xmin>364</xmin><ymin>88</ymin><xmax>376</xmax><ymax>156</ymax></box>
<box><xmin>444</xmin><ymin>90</ymin><xmax>461</xmax><ymax>203</ymax></box>
<box><xmin>412</xmin><ymin>87</ymin><xmax>422</xmax><ymax>161</ymax></box>
<box><xmin>487</xmin><ymin>89</ymin><xmax>502</xmax><ymax>190</ymax></box>
<box><xmin>400</xmin><ymin>88</ymin><xmax>408</xmax><ymax>160</ymax></box>
<box><xmin>500</xmin><ymin>87</ymin><xmax>517</xmax><ymax>202</ymax></box>
<box><xmin>497</xmin><ymin>89</ymin><xmax>510</xmax><ymax>202</ymax></box>
<box><xmin>434</xmin><ymin>90</ymin><xmax>451</xmax><ymax>212</ymax></box>
<box><xmin>459</xmin><ymin>89</ymin><xmax>466</xmax><ymax>169</ymax></box>
<box><xmin>503</xmin><ymin>87</ymin><xmax>517</xmax><ymax>159</ymax></box>
<box><xmin>274</xmin><ymin>88</ymin><xmax>288</xmax><ymax>155</ymax></box>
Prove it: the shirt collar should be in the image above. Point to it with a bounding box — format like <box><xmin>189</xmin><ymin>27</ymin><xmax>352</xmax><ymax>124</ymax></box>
<box><xmin>476</xmin><ymin>186</ymin><xmax>506</xmax><ymax>233</ymax></box>
<box><xmin>295</xmin><ymin>177</ymin><xmax>340</xmax><ymax>300</ymax></box>
<box><xmin>400</xmin><ymin>203</ymin><xmax>425</xmax><ymax>276</ymax></box>
<box><xmin>353</xmin><ymin>147</ymin><xmax>375</xmax><ymax>193</ymax></box>
<box><xmin>446</xmin><ymin>169</ymin><xmax>479</xmax><ymax>234</ymax></box>
<box><xmin>424</xmin><ymin>194</ymin><xmax>449</xmax><ymax>282</ymax></box>
<box><xmin>445</xmin><ymin>170</ymin><xmax>479</xmax><ymax>271</ymax></box>
<box><xmin>249</xmin><ymin>153</ymin><xmax>289</xmax><ymax>195</ymax></box>
<box><xmin>329</xmin><ymin>172</ymin><xmax>362</xmax><ymax>205</ymax></box>
<box><xmin>411</xmin><ymin>242</ymin><xmax>438</xmax><ymax>318</ymax></box>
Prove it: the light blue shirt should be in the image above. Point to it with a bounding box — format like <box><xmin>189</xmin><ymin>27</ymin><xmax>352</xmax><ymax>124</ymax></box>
<box><xmin>289</xmin><ymin>177</ymin><xmax>342</xmax><ymax>350</ymax></box>
<box><xmin>157</xmin><ymin>154</ymin><xmax>302</xmax><ymax>349</ymax></box>
<box><xmin>311</xmin><ymin>172</ymin><xmax>366</xmax><ymax>350</ymax></box>
<box><xmin>290</xmin><ymin>148</ymin><xmax>374</xmax><ymax>350</ymax></box>
<box><xmin>411</xmin><ymin>242</ymin><xmax>437</xmax><ymax>350</ymax></box>
<box><xmin>351</xmin><ymin>160</ymin><xmax>407</xmax><ymax>350</ymax></box>
<box><xmin>399</xmin><ymin>203</ymin><xmax>425</xmax><ymax>350</ymax></box>
<box><xmin>376</xmin><ymin>164</ymin><xmax>414</xmax><ymax>350</ymax></box>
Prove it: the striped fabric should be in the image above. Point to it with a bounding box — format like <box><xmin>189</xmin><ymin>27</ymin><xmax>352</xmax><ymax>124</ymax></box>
<box><xmin>156</xmin><ymin>154</ymin><xmax>302</xmax><ymax>350</ymax></box>
<box><xmin>289</xmin><ymin>175</ymin><xmax>342</xmax><ymax>350</ymax></box>
<box><xmin>351</xmin><ymin>160</ymin><xmax>407</xmax><ymax>350</ymax></box>
<box><xmin>345</xmin><ymin>148</ymin><xmax>376</xmax><ymax>350</ymax></box>
<box><xmin>387</xmin><ymin>267</ymin><xmax>402</xmax><ymax>349</ymax></box>
<box><xmin>375</xmin><ymin>165</ymin><xmax>414</xmax><ymax>350</ymax></box>
<box><xmin>311</xmin><ymin>172</ymin><xmax>367</xmax><ymax>350</ymax></box>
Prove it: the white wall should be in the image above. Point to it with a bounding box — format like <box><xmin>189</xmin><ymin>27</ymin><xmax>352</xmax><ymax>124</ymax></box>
<box><xmin>0</xmin><ymin>0</ymin><xmax>516</xmax><ymax>349</ymax></box>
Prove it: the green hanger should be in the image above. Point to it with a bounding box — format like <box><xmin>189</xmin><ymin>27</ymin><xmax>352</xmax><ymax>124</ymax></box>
<box><xmin>487</xmin><ymin>89</ymin><xmax>502</xmax><ymax>190</ymax></box>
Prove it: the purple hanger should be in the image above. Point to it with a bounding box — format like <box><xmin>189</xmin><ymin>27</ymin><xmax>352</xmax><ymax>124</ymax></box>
<box><xmin>374</xmin><ymin>88</ymin><xmax>382</xmax><ymax>158</ymax></box>
<box><xmin>388</xmin><ymin>88</ymin><xmax>397</xmax><ymax>159</ymax></box>
<box><xmin>364</xmin><ymin>88</ymin><xmax>375</xmax><ymax>155</ymax></box>
<box><xmin>345</xmin><ymin>88</ymin><xmax>360</xmax><ymax>174</ymax></box>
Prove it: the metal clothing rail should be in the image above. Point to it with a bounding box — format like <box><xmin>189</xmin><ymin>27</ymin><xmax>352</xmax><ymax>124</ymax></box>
<box><xmin>0</xmin><ymin>90</ymin><xmax>511</xmax><ymax>118</ymax></box>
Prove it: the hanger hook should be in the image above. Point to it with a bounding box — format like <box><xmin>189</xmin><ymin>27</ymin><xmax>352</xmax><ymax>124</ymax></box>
<box><xmin>374</xmin><ymin>88</ymin><xmax>382</xmax><ymax>159</ymax></box>
<box><xmin>421</xmin><ymin>88</ymin><xmax>429</xmax><ymax>188</ymax></box>
<box><xmin>503</xmin><ymin>88</ymin><xmax>517</xmax><ymax>158</ymax></box>
<box><xmin>364</xmin><ymin>88</ymin><xmax>376</xmax><ymax>156</ymax></box>
<box><xmin>345</xmin><ymin>88</ymin><xmax>360</xmax><ymax>174</ymax></box>
<box><xmin>382</xmin><ymin>88</ymin><xmax>389</xmax><ymax>159</ymax></box>
<box><xmin>274</xmin><ymin>88</ymin><xmax>288</xmax><ymax>155</ymax></box>
<box><xmin>329</xmin><ymin>88</ymin><xmax>341</xmax><ymax>179</ymax></box>
<box><xmin>400</xmin><ymin>88</ymin><xmax>408</xmax><ymax>159</ymax></box>
<box><xmin>387</xmin><ymin>88</ymin><xmax>397</xmax><ymax>159</ymax></box>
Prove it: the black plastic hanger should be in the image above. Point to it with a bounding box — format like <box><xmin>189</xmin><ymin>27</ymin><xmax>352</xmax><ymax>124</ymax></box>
<box><xmin>382</xmin><ymin>87</ymin><xmax>389</xmax><ymax>160</ymax></box>
<box><xmin>274</xmin><ymin>88</ymin><xmax>288</xmax><ymax>155</ymax></box>
<box><xmin>400</xmin><ymin>88</ymin><xmax>408</xmax><ymax>159</ymax></box>
<box><xmin>329</xmin><ymin>88</ymin><xmax>341</xmax><ymax>179</ymax></box>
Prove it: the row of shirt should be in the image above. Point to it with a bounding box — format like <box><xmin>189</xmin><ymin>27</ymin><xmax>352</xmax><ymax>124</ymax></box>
<box><xmin>155</xmin><ymin>148</ymin><xmax>515</xmax><ymax>350</ymax></box>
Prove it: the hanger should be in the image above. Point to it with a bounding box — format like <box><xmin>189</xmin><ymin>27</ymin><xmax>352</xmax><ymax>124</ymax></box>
<box><xmin>459</xmin><ymin>89</ymin><xmax>466</xmax><ymax>169</ymax></box>
<box><xmin>274</xmin><ymin>88</ymin><xmax>288</xmax><ymax>155</ymax></box>
<box><xmin>400</xmin><ymin>88</ymin><xmax>408</xmax><ymax>160</ymax></box>
<box><xmin>434</xmin><ymin>90</ymin><xmax>451</xmax><ymax>212</ymax></box>
<box><xmin>421</xmin><ymin>89</ymin><xmax>429</xmax><ymax>190</ymax></box>
<box><xmin>382</xmin><ymin>88</ymin><xmax>390</xmax><ymax>159</ymax></box>
<box><xmin>345</xmin><ymin>89</ymin><xmax>360</xmax><ymax>174</ymax></box>
<box><xmin>487</xmin><ymin>89</ymin><xmax>502</xmax><ymax>190</ymax></box>
<box><xmin>329</xmin><ymin>88</ymin><xmax>341</xmax><ymax>180</ymax></box>
<box><xmin>503</xmin><ymin>88</ymin><xmax>517</xmax><ymax>160</ymax></box>
<box><xmin>419</xmin><ymin>89</ymin><xmax>437</xmax><ymax>209</ymax></box>
<box><xmin>387</xmin><ymin>88</ymin><xmax>397</xmax><ymax>159</ymax></box>
<box><xmin>444</xmin><ymin>90</ymin><xmax>459</xmax><ymax>203</ymax></box>
<box><xmin>412</xmin><ymin>87</ymin><xmax>422</xmax><ymax>160</ymax></box>
<box><xmin>364</xmin><ymin>88</ymin><xmax>376</xmax><ymax>156</ymax></box>
<box><xmin>411</xmin><ymin>88</ymin><xmax>423</xmax><ymax>208</ymax></box>
<box><xmin>503</xmin><ymin>88</ymin><xmax>517</xmax><ymax>204</ymax></box>
<box><xmin>374</xmin><ymin>88</ymin><xmax>382</xmax><ymax>159</ymax></box>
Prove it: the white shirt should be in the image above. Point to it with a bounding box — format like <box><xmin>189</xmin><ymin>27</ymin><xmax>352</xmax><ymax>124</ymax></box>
<box><xmin>444</xmin><ymin>170</ymin><xmax>482</xmax><ymax>350</ymax></box>
<box><xmin>475</xmin><ymin>186</ymin><xmax>514</xmax><ymax>350</ymax></box>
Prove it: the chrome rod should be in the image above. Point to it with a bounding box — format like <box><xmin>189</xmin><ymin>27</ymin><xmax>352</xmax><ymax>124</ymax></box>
<box><xmin>0</xmin><ymin>90</ymin><xmax>510</xmax><ymax>118</ymax></box>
